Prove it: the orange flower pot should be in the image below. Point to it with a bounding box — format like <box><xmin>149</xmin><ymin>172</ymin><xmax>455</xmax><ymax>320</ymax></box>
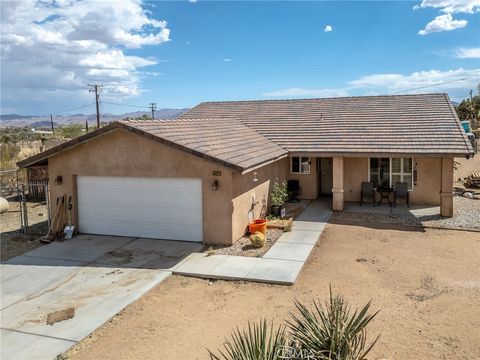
<box><xmin>249</xmin><ymin>219</ymin><xmax>267</xmax><ymax>235</ymax></box>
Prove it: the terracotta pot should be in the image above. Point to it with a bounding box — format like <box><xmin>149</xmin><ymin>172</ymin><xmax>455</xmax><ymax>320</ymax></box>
<box><xmin>249</xmin><ymin>219</ymin><xmax>267</xmax><ymax>235</ymax></box>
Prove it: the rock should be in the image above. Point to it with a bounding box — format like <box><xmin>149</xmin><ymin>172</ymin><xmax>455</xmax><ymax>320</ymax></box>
<box><xmin>47</xmin><ymin>307</ymin><xmax>75</xmax><ymax>325</ymax></box>
<box><xmin>462</xmin><ymin>192</ymin><xmax>474</xmax><ymax>199</ymax></box>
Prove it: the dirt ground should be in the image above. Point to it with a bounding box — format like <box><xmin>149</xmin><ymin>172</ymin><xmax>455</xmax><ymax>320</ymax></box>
<box><xmin>65</xmin><ymin>220</ymin><xmax>480</xmax><ymax>360</ymax></box>
<box><xmin>0</xmin><ymin>199</ymin><xmax>48</xmax><ymax>261</ymax></box>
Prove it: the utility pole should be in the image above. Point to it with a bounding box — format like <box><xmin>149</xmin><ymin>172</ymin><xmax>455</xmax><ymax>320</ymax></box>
<box><xmin>85</xmin><ymin>120</ymin><xmax>89</xmax><ymax>133</ymax></box>
<box><xmin>88</xmin><ymin>84</ymin><xmax>103</xmax><ymax>128</ymax></box>
<box><xmin>149</xmin><ymin>103</ymin><xmax>157</xmax><ymax>120</ymax></box>
<box><xmin>50</xmin><ymin>114</ymin><xmax>55</xmax><ymax>135</ymax></box>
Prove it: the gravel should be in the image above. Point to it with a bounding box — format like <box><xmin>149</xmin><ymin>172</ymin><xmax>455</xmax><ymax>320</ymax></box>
<box><xmin>332</xmin><ymin>195</ymin><xmax>480</xmax><ymax>231</ymax></box>
<box><xmin>205</xmin><ymin>228</ymin><xmax>284</xmax><ymax>257</ymax></box>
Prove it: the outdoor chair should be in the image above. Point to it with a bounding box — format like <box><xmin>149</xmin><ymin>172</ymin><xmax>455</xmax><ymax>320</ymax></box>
<box><xmin>287</xmin><ymin>180</ymin><xmax>301</xmax><ymax>203</ymax></box>
<box><xmin>360</xmin><ymin>181</ymin><xmax>375</xmax><ymax>206</ymax></box>
<box><xmin>394</xmin><ymin>182</ymin><xmax>409</xmax><ymax>208</ymax></box>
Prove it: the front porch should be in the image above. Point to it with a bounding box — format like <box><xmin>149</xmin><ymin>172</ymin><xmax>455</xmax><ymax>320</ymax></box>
<box><xmin>286</xmin><ymin>155</ymin><xmax>454</xmax><ymax>218</ymax></box>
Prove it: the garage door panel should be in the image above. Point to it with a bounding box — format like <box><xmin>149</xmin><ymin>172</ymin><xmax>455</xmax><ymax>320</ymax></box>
<box><xmin>77</xmin><ymin>176</ymin><xmax>203</xmax><ymax>242</ymax></box>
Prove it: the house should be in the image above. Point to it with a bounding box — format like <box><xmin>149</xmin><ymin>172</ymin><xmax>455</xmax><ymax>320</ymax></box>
<box><xmin>18</xmin><ymin>94</ymin><xmax>474</xmax><ymax>245</ymax></box>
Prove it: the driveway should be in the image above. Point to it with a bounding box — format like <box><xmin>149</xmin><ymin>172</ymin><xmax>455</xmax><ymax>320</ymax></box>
<box><xmin>0</xmin><ymin>235</ymin><xmax>201</xmax><ymax>360</ymax></box>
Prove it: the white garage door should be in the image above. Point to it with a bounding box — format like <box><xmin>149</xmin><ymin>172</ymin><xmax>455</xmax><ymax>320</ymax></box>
<box><xmin>77</xmin><ymin>176</ymin><xmax>203</xmax><ymax>242</ymax></box>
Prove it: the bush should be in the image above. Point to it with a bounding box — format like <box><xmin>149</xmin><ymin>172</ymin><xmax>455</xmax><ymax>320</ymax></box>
<box><xmin>208</xmin><ymin>288</ymin><xmax>379</xmax><ymax>360</ymax></box>
<box><xmin>250</xmin><ymin>231</ymin><xmax>266</xmax><ymax>248</ymax></box>
<box><xmin>270</xmin><ymin>180</ymin><xmax>288</xmax><ymax>207</ymax></box>
<box><xmin>208</xmin><ymin>319</ymin><xmax>287</xmax><ymax>360</ymax></box>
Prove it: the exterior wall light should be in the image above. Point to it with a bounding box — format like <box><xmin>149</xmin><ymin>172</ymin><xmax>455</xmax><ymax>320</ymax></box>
<box><xmin>253</xmin><ymin>172</ymin><xmax>258</xmax><ymax>182</ymax></box>
<box><xmin>55</xmin><ymin>175</ymin><xmax>63</xmax><ymax>185</ymax></box>
<box><xmin>211</xmin><ymin>180</ymin><xmax>219</xmax><ymax>191</ymax></box>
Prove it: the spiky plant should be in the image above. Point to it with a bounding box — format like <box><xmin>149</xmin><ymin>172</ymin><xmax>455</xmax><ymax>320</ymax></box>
<box><xmin>208</xmin><ymin>319</ymin><xmax>287</xmax><ymax>360</ymax></box>
<box><xmin>288</xmin><ymin>289</ymin><xmax>379</xmax><ymax>360</ymax></box>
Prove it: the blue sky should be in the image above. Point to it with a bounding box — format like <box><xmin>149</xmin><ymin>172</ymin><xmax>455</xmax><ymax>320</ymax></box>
<box><xmin>1</xmin><ymin>0</ymin><xmax>479</xmax><ymax>115</ymax></box>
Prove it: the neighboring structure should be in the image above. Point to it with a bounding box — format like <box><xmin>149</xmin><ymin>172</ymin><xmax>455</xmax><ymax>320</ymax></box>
<box><xmin>18</xmin><ymin>94</ymin><xmax>474</xmax><ymax>245</ymax></box>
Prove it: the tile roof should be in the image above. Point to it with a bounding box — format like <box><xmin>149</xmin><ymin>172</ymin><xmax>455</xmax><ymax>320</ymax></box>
<box><xmin>118</xmin><ymin>118</ymin><xmax>288</xmax><ymax>171</ymax></box>
<box><xmin>18</xmin><ymin>93</ymin><xmax>473</xmax><ymax>172</ymax></box>
<box><xmin>180</xmin><ymin>93</ymin><xmax>473</xmax><ymax>156</ymax></box>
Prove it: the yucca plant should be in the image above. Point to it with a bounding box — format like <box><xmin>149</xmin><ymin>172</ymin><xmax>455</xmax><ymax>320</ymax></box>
<box><xmin>288</xmin><ymin>289</ymin><xmax>379</xmax><ymax>360</ymax></box>
<box><xmin>208</xmin><ymin>319</ymin><xmax>287</xmax><ymax>360</ymax></box>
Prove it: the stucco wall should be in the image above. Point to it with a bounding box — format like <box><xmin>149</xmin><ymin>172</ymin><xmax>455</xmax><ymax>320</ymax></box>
<box><xmin>343</xmin><ymin>158</ymin><xmax>368</xmax><ymax>202</ymax></box>
<box><xmin>288</xmin><ymin>157</ymin><xmax>318</xmax><ymax>200</ymax></box>
<box><xmin>411</xmin><ymin>157</ymin><xmax>442</xmax><ymax>205</ymax></box>
<box><xmin>48</xmin><ymin>129</ymin><xmax>235</xmax><ymax>245</ymax></box>
<box><xmin>342</xmin><ymin>156</ymin><xmax>443</xmax><ymax>205</ymax></box>
<box><xmin>231</xmin><ymin>158</ymin><xmax>289</xmax><ymax>242</ymax></box>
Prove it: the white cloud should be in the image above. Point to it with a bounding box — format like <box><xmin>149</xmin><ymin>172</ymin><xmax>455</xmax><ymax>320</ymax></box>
<box><xmin>454</xmin><ymin>47</ymin><xmax>480</xmax><ymax>59</ymax></box>
<box><xmin>223</xmin><ymin>58</ymin><xmax>232</xmax><ymax>62</ymax></box>
<box><xmin>418</xmin><ymin>14</ymin><xmax>467</xmax><ymax>35</ymax></box>
<box><xmin>324</xmin><ymin>25</ymin><xmax>333</xmax><ymax>32</ymax></box>
<box><xmin>1</xmin><ymin>0</ymin><xmax>169</xmax><ymax>111</ymax></box>
<box><xmin>189</xmin><ymin>0</ymin><xmax>198</xmax><ymax>3</ymax></box>
<box><xmin>262</xmin><ymin>68</ymin><xmax>480</xmax><ymax>101</ymax></box>
<box><xmin>349</xmin><ymin>68</ymin><xmax>480</xmax><ymax>94</ymax></box>
<box><xmin>414</xmin><ymin>0</ymin><xmax>478</xmax><ymax>34</ymax></box>
<box><xmin>414</xmin><ymin>0</ymin><xmax>480</xmax><ymax>14</ymax></box>
<box><xmin>262</xmin><ymin>87</ymin><xmax>349</xmax><ymax>98</ymax></box>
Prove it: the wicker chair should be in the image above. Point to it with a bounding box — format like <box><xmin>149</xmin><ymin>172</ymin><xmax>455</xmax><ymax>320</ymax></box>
<box><xmin>394</xmin><ymin>182</ymin><xmax>409</xmax><ymax>208</ymax></box>
<box><xmin>360</xmin><ymin>181</ymin><xmax>375</xmax><ymax>206</ymax></box>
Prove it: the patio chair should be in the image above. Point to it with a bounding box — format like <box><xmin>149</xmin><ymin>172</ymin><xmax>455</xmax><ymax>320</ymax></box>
<box><xmin>394</xmin><ymin>182</ymin><xmax>409</xmax><ymax>208</ymax></box>
<box><xmin>360</xmin><ymin>181</ymin><xmax>375</xmax><ymax>206</ymax></box>
<box><xmin>287</xmin><ymin>180</ymin><xmax>301</xmax><ymax>203</ymax></box>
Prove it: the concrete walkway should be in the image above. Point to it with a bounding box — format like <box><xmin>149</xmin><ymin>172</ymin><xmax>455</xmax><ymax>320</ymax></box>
<box><xmin>173</xmin><ymin>200</ymin><xmax>331</xmax><ymax>285</ymax></box>
<box><xmin>1</xmin><ymin>235</ymin><xmax>201</xmax><ymax>360</ymax></box>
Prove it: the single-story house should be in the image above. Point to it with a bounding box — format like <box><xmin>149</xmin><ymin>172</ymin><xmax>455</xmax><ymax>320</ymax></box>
<box><xmin>18</xmin><ymin>93</ymin><xmax>474</xmax><ymax>245</ymax></box>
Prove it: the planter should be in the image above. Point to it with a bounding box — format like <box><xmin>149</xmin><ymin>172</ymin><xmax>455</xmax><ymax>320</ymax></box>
<box><xmin>249</xmin><ymin>219</ymin><xmax>267</xmax><ymax>235</ymax></box>
<box><xmin>271</xmin><ymin>205</ymin><xmax>283</xmax><ymax>217</ymax></box>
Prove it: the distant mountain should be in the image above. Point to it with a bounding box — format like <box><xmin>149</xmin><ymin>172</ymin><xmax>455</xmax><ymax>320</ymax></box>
<box><xmin>0</xmin><ymin>108</ymin><xmax>189</xmax><ymax>128</ymax></box>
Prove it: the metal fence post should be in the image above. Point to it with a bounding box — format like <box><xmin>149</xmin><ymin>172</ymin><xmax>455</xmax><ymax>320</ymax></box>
<box><xmin>45</xmin><ymin>184</ymin><xmax>51</xmax><ymax>231</ymax></box>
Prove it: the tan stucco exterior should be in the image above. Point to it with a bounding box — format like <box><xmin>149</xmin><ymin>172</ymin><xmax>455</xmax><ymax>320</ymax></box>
<box><xmin>45</xmin><ymin>128</ymin><xmax>455</xmax><ymax>246</ymax></box>
<box><xmin>48</xmin><ymin>129</ymin><xmax>235</xmax><ymax>245</ymax></box>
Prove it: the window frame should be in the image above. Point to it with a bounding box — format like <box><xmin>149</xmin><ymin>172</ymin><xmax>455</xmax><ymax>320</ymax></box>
<box><xmin>290</xmin><ymin>156</ymin><xmax>311</xmax><ymax>175</ymax></box>
<box><xmin>368</xmin><ymin>157</ymin><xmax>414</xmax><ymax>191</ymax></box>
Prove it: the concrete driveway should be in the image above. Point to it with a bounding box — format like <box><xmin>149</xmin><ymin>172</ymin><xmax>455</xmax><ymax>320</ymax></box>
<box><xmin>0</xmin><ymin>235</ymin><xmax>202</xmax><ymax>360</ymax></box>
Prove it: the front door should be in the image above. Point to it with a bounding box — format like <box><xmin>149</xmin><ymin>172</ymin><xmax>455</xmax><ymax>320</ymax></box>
<box><xmin>319</xmin><ymin>158</ymin><xmax>333</xmax><ymax>196</ymax></box>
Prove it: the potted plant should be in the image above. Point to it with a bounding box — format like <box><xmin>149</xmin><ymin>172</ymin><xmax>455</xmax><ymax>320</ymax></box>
<box><xmin>270</xmin><ymin>180</ymin><xmax>288</xmax><ymax>217</ymax></box>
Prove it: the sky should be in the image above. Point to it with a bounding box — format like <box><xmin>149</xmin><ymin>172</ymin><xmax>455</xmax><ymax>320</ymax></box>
<box><xmin>1</xmin><ymin>0</ymin><xmax>479</xmax><ymax>116</ymax></box>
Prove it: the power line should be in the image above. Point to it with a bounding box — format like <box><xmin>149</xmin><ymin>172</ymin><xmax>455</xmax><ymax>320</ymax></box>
<box><xmin>101</xmin><ymin>101</ymin><xmax>150</xmax><ymax>109</ymax></box>
<box><xmin>53</xmin><ymin>102</ymin><xmax>95</xmax><ymax>115</ymax></box>
<box><xmin>385</xmin><ymin>78</ymin><xmax>469</xmax><ymax>95</ymax></box>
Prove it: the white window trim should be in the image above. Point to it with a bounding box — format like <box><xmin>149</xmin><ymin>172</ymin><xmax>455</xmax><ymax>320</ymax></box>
<box><xmin>368</xmin><ymin>157</ymin><xmax>414</xmax><ymax>191</ymax></box>
<box><xmin>290</xmin><ymin>157</ymin><xmax>311</xmax><ymax>175</ymax></box>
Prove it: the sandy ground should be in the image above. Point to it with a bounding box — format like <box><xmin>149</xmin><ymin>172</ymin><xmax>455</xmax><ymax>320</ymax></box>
<box><xmin>66</xmin><ymin>220</ymin><xmax>480</xmax><ymax>360</ymax></box>
<box><xmin>0</xmin><ymin>200</ymin><xmax>48</xmax><ymax>261</ymax></box>
<box><xmin>455</xmin><ymin>156</ymin><xmax>480</xmax><ymax>181</ymax></box>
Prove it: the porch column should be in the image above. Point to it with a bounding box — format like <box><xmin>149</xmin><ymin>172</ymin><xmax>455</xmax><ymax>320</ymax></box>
<box><xmin>332</xmin><ymin>156</ymin><xmax>344</xmax><ymax>211</ymax></box>
<box><xmin>440</xmin><ymin>157</ymin><xmax>454</xmax><ymax>217</ymax></box>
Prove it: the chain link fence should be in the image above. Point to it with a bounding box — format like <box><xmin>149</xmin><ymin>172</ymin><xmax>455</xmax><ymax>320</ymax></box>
<box><xmin>1</xmin><ymin>168</ymin><xmax>50</xmax><ymax>238</ymax></box>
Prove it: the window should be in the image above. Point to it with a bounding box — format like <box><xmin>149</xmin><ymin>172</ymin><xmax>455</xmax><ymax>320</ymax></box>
<box><xmin>291</xmin><ymin>157</ymin><xmax>310</xmax><ymax>174</ymax></box>
<box><xmin>369</xmin><ymin>158</ymin><xmax>413</xmax><ymax>190</ymax></box>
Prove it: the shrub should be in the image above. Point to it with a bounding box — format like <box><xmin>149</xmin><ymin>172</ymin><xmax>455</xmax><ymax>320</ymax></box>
<box><xmin>208</xmin><ymin>288</ymin><xmax>379</xmax><ymax>360</ymax></box>
<box><xmin>288</xmin><ymin>289</ymin><xmax>379</xmax><ymax>360</ymax></box>
<box><xmin>250</xmin><ymin>231</ymin><xmax>266</xmax><ymax>248</ymax></box>
<box><xmin>208</xmin><ymin>319</ymin><xmax>287</xmax><ymax>360</ymax></box>
<box><xmin>270</xmin><ymin>180</ymin><xmax>288</xmax><ymax>207</ymax></box>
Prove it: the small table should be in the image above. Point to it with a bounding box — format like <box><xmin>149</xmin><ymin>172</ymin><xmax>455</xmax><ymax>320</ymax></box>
<box><xmin>376</xmin><ymin>188</ymin><xmax>393</xmax><ymax>207</ymax></box>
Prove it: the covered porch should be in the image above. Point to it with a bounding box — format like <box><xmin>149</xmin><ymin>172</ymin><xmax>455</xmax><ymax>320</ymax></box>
<box><xmin>285</xmin><ymin>155</ymin><xmax>454</xmax><ymax>217</ymax></box>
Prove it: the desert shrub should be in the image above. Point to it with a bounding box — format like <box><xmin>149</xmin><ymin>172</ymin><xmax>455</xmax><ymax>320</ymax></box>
<box><xmin>250</xmin><ymin>231</ymin><xmax>266</xmax><ymax>248</ymax></box>
<box><xmin>208</xmin><ymin>319</ymin><xmax>287</xmax><ymax>360</ymax></box>
<box><xmin>208</xmin><ymin>289</ymin><xmax>379</xmax><ymax>360</ymax></box>
<box><xmin>288</xmin><ymin>290</ymin><xmax>379</xmax><ymax>359</ymax></box>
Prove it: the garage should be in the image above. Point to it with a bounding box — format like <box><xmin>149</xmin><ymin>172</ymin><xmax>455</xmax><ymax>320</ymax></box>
<box><xmin>77</xmin><ymin>176</ymin><xmax>203</xmax><ymax>242</ymax></box>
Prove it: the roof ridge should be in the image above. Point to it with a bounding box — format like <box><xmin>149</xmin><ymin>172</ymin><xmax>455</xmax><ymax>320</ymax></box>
<box><xmin>196</xmin><ymin>93</ymin><xmax>448</xmax><ymax>105</ymax></box>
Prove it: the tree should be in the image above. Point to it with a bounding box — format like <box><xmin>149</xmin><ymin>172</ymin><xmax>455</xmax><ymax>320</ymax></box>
<box><xmin>455</xmin><ymin>84</ymin><xmax>480</xmax><ymax>129</ymax></box>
